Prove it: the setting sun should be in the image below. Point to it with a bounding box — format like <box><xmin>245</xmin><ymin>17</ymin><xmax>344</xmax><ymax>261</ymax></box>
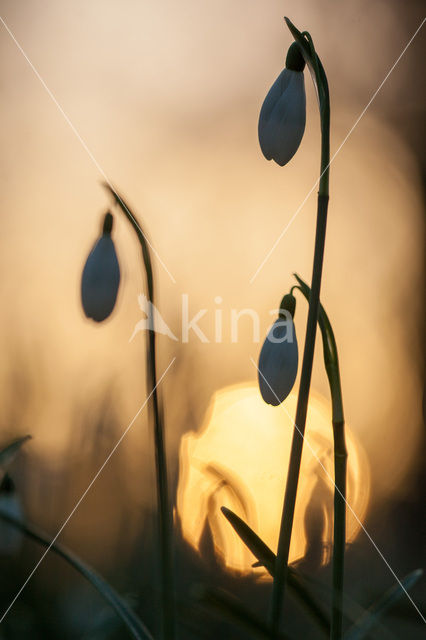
<box><xmin>177</xmin><ymin>383</ymin><xmax>370</xmax><ymax>574</ymax></box>
<box><xmin>0</xmin><ymin>3</ymin><xmax>423</xmax><ymax>638</ymax></box>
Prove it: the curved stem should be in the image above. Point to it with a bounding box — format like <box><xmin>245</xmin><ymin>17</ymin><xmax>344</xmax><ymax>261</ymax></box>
<box><xmin>293</xmin><ymin>276</ymin><xmax>348</xmax><ymax>639</ymax></box>
<box><xmin>104</xmin><ymin>186</ymin><xmax>176</xmax><ymax>640</ymax></box>
<box><xmin>331</xmin><ymin>422</ymin><xmax>347</xmax><ymax>640</ymax></box>
<box><xmin>0</xmin><ymin>510</ymin><xmax>154</xmax><ymax>640</ymax></box>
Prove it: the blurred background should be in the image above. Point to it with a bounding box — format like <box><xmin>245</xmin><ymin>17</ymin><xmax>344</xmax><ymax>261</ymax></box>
<box><xmin>0</xmin><ymin>0</ymin><xmax>424</xmax><ymax>638</ymax></box>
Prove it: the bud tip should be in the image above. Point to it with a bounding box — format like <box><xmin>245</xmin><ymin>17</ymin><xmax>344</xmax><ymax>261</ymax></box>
<box><xmin>102</xmin><ymin>211</ymin><xmax>113</xmax><ymax>235</ymax></box>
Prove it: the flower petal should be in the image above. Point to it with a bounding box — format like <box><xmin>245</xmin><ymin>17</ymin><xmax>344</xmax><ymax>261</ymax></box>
<box><xmin>81</xmin><ymin>235</ymin><xmax>121</xmax><ymax>322</ymax></box>
<box><xmin>258</xmin><ymin>320</ymin><xmax>298</xmax><ymax>405</ymax></box>
<box><xmin>258</xmin><ymin>69</ymin><xmax>306</xmax><ymax>166</ymax></box>
<box><xmin>258</xmin><ymin>68</ymin><xmax>293</xmax><ymax>160</ymax></box>
<box><xmin>271</xmin><ymin>72</ymin><xmax>306</xmax><ymax>166</ymax></box>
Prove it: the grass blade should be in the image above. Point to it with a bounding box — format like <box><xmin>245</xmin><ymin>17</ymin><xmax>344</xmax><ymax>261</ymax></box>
<box><xmin>221</xmin><ymin>507</ymin><xmax>329</xmax><ymax>635</ymax></box>
<box><xmin>0</xmin><ymin>436</ymin><xmax>31</xmax><ymax>477</ymax></box>
<box><xmin>0</xmin><ymin>510</ymin><xmax>154</xmax><ymax>640</ymax></box>
<box><xmin>221</xmin><ymin>507</ymin><xmax>275</xmax><ymax>574</ymax></box>
<box><xmin>344</xmin><ymin>569</ymin><xmax>423</xmax><ymax>640</ymax></box>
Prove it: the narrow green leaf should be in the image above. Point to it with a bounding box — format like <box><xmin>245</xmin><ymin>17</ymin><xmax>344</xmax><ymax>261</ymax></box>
<box><xmin>221</xmin><ymin>506</ymin><xmax>276</xmax><ymax>575</ymax></box>
<box><xmin>344</xmin><ymin>569</ymin><xmax>423</xmax><ymax>640</ymax></box>
<box><xmin>0</xmin><ymin>510</ymin><xmax>154</xmax><ymax>640</ymax></box>
<box><xmin>0</xmin><ymin>436</ymin><xmax>31</xmax><ymax>476</ymax></box>
<box><xmin>221</xmin><ymin>507</ymin><xmax>329</xmax><ymax>635</ymax></box>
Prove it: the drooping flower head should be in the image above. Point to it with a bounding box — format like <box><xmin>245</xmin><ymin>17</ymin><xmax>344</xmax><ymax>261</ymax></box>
<box><xmin>258</xmin><ymin>42</ymin><xmax>306</xmax><ymax>166</ymax></box>
<box><xmin>81</xmin><ymin>212</ymin><xmax>121</xmax><ymax>322</ymax></box>
<box><xmin>258</xmin><ymin>293</ymin><xmax>298</xmax><ymax>406</ymax></box>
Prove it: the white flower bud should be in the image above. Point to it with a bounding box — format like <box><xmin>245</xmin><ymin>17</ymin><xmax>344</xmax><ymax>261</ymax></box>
<box><xmin>258</xmin><ymin>315</ymin><xmax>298</xmax><ymax>405</ymax></box>
<box><xmin>81</xmin><ymin>213</ymin><xmax>120</xmax><ymax>322</ymax></box>
<box><xmin>258</xmin><ymin>67</ymin><xmax>306</xmax><ymax>167</ymax></box>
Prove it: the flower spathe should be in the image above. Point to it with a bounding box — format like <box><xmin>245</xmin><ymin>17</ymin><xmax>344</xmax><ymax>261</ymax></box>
<box><xmin>81</xmin><ymin>212</ymin><xmax>121</xmax><ymax>322</ymax></box>
<box><xmin>258</xmin><ymin>314</ymin><xmax>298</xmax><ymax>406</ymax></box>
<box><xmin>258</xmin><ymin>43</ymin><xmax>306</xmax><ymax>167</ymax></box>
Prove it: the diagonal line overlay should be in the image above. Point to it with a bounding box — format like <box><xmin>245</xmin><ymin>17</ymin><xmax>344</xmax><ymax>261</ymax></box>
<box><xmin>0</xmin><ymin>357</ymin><xmax>176</xmax><ymax>624</ymax></box>
<box><xmin>0</xmin><ymin>15</ymin><xmax>176</xmax><ymax>284</ymax></box>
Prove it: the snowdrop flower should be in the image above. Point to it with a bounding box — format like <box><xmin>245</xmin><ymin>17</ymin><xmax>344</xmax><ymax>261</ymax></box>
<box><xmin>258</xmin><ymin>42</ymin><xmax>306</xmax><ymax>166</ymax></box>
<box><xmin>258</xmin><ymin>294</ymin><xmax>298</xmax><ymax>406</ymax></box>
<box><xmin>81</xmin><ymin>212</ymin><xmax>121</xmax><ymax>322</ymax></box>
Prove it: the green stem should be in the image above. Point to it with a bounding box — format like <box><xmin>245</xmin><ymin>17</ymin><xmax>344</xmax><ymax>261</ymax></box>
<box><xmin>270</xmin><ymin>20</ymin><xmax>331</xmax><ymax>636</ymax></box>
<box><xmin>331</xmin><ymin>422</ymin><xmax>347</xmax><ymax>640</ymax></box>
<box><xmin>270</xmin><ymin>194</ymin><xmax>329</xmax><ymax>635</ymax></box>
<box><xmin>105</xmin><ymin>186</ymin><xmax>176</xmax><ymax>640</ymax></box>
<box><xmin>0</xmin><ymin>510</ymin><xmax>154</xmax><ymax>640</ymax></box>
<box><xmin>293</xmin><ymin>275</ymin><xmax>347</xmax><ymax>640</ymax></box>
<box><xmin>318</xmin><ymin>59</ymin><xmax>330</xmax><ymax>198</ymax></box>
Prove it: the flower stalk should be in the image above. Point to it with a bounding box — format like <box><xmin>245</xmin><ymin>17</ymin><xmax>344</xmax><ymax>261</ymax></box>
<box><xmin>331</xmin><ymin>422</ymin><xmax>347</xmax><ymax>639</ymax></box>
<box><xmin>269</xmin><ymin>18</ymin><xmax>331</xmax><ymax>636</ymax></box>
<box><xmin>104</xmin><ymin>185</ymin><xmax>176</xmax><ymax>640</ymax></box>
<box><xmin>293</xmin><ymin>273</ymin><xmax>347</xmax><ymax>640</ymax></box>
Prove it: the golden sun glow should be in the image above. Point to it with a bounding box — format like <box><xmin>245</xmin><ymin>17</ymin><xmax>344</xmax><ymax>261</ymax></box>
<box><xmin>177</xmin><ymin>383</ymin><xmax>370</xmax><ymax>575</ymax></box>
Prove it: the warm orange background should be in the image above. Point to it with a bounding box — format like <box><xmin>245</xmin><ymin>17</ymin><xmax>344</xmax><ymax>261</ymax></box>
<box><xmin>0</xmin><ymin>1</ymin><xmax>424</xmax><ymax>566</ymax></box>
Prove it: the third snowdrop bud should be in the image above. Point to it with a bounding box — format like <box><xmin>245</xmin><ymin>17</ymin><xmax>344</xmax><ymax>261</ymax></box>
<box><xmin>258</xmin><ymin>293</ymin><xmax>298</xmax><ymax>406</ymax></box>
<box><xmin>258</xmin><ymin>42</ymin><xmax>306</xmax><ymax>167</ymax></box>
<box><xmin>81</xmin><ymin>212</ymin><xmax>121</xmax><ymax>322</ymax></box>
